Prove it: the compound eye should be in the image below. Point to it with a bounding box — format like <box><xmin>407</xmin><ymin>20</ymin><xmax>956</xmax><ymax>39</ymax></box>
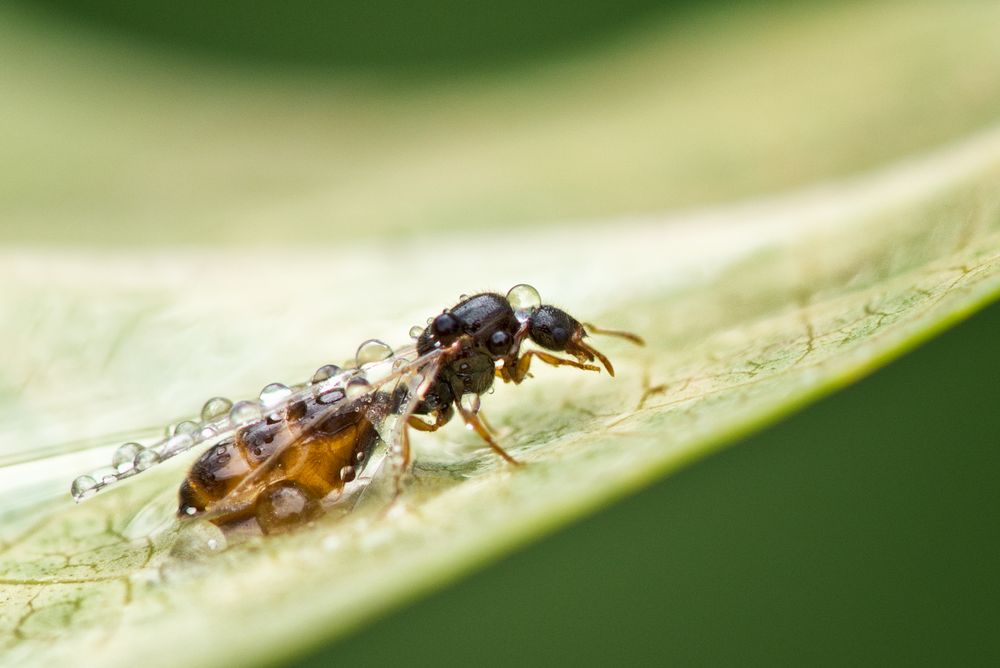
<box><xmin>487</xmin><ymin>330</ymin><xmax>512</xmax><ymax>355</ymax></box>
<box><xmin>431</xmin><ymin>313</ymin><xmax>460</xmax><ymax>339</ymax></box>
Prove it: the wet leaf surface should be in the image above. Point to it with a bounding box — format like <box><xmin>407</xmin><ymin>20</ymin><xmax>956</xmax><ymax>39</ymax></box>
<box><xmin>1</xmin><ymin>128</ymin><xmax>999</xmax><ymax>666</ymax></box>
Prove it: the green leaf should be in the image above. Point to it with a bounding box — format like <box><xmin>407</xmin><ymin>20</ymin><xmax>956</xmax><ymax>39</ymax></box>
<box><xmin>3</xmin><ymin>132</ymin><xmax>999</xmax><ymax>667</ymax></box>
<box><xmin>2</xmin><ymin>2</ymin><xmax>1000</xmax><ymax>667</ymax></box>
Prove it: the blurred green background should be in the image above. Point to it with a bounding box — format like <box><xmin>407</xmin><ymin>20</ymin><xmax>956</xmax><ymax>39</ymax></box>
<box><xmin>3</xmin><ymin>1</ymin><xmax>999</xmax><ymax>665</ymax></box>
<box><xmin>5</xmin><ymin>0</ymin><xmax>1000</xmax><ymax>244</ymax></box>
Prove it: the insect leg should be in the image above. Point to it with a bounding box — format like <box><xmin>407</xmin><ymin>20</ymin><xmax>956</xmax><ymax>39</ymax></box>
<box><xmin>506</xmin><ymin>350</ymin><xmax>601</xmax><ymax>384</ymax></box>
<box><xmin>456</xmin><ymin>403</ymin><xmax>521</xmax><ymax>466</ymax></box>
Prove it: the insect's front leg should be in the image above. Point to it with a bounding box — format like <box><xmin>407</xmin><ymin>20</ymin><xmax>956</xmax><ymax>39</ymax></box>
<box><xmin>502</xmin><ymin>350</ymin><xmax>601</xmax><ymax>384</ymax></box>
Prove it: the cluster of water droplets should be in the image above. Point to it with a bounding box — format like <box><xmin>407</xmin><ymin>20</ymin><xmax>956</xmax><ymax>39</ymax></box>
<box><xmin>70</xmin><ymin>337</ymin><xmax>403</xmax><ymax>503</ymax></box>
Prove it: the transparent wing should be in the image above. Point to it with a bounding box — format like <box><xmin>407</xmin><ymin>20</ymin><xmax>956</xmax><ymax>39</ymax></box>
<box><xmin>191</xmin><ymin>345</ymin><xmax>442</xmax><ymax>521</ymax></box>
<box><xmin>68</xmin><ymin>341</ymin><xmax>436</xmax><ymax>503</ymax></box>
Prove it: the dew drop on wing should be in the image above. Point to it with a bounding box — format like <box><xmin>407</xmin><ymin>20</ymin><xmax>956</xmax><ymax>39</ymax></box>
<box><xmin>174</xmin><ymin>420</ymin><xmax>199</xmax><ymax>436</ymax></box>
<box><xmin>409</xmin><ymin>325</ymin><xmax>424</xmax><ymax>339</ymax></box>
<box><xmin>162</xmin><ymin>432</ymin><xmax>194</xmax><ymax>457</ymax></box>
<box><xmin>259</xmin><ymin>382</ymin><xmax>292</xmax><ymax>407</ymax></box>
<box><xmin>92</xmin><ymin>466</ymin><xmax>119</xmax><ymax>486</ymax></box>
<box><xmin>346</xmin><ymin>377</ymin><xmax>372</xmax><ymax>400</ymax></box>
<box><xmin>355</xmin><ymin>339</ymin><xmax>394</xmax><ymax>366</ymax></box>
<box><xmin>133</xmin><ymin>447</ymin><xmax>161</xmax><ymax>471</ymax></box>
<box><xmin>229</xmin><ymin>400</ymin><xmax>262</xmax><ymax>425</ymax></box>
<box><xmin>201</xmin><ymin>396</ymin><xmax>233</xmax><ymax>422</ymax></box>
<box><xmin>317</xmin><ymin>388</ymin><xmax>346</xmax><ymax>405</ymax></box>
<box><xmin>71</xmin><ymin>475</ymin><xmax>98</xmax><ymax>501</ymax></box>
<box><xmin>112</xmin><ymin>442</ymin><xmax>143</xmax><ymax>472</ymax></box>
<box><xmin>312</xmin><ymin>364</ymin><xmax>342</xmax><ymax>384</ymax></box>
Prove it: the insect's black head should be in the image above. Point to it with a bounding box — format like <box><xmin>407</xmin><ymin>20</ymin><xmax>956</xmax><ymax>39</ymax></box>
<box><xmin>513</xmin><ymin>285</ymin><xmax>644</xmax><ymax>376</ymax></box>
<box><xmin>526</xmin><ymin>305</ymin><xmax>580</xmax><ymax>352</ymax></box>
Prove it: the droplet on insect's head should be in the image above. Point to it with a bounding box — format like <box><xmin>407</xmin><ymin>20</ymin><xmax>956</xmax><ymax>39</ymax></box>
<box><xmin>112</xmin><ymin>442</ymin><xmax>143</xmax><ymax>472</ymax></box>
<box><xmin>355</xmin><ymin>339</ymin><xmax>393</xmax><ymax>366</ymax></box>
<box><xmin>258</xmin><ymin>382</ymin><xmax>292</xmax><ymax>407</ymax></box>
<box><xmin>339</xmin><ymin>465</ymin><xmax>356</xmax><ymax>483</ymax></box>
<box><xmin>409</xmin><ymin>325</ymin><xmax>424</xmax><ymax>339</ymax></box>
<box><xmin>345</xmin><ymin>377</ymin><xmax>371</xmax><ymax>400</ymax></box>
<box><xmin>133</xmin><ymin>447</ymin><xmax>160</xmax><ymax>471</ymax></box>
<box><xmin>174</xmin><ymin>420</ymin><xmax>199</xmax><ymax>436</ymax></box>
<box><xmin>229</xmin><ymin>400</ymin><xmax>262</xmax><ymax>425</ymax></box>
<box><xmin>506</xmin><ymin>283</ymin><xmax>541</xmax><ymax>320</ymax></box>
<box><xmin>71</xmin><ymin>475</ymin><xmax>98</xmax><ymax>501</ymax></box>
<box><xmin>311</xmin><ymin>364</ymin><xmax>342</xmax><ymax>384</ymax></box>
<box><xmin>200</xmin><ymin>396</ymin><xmax>233</xmax><ymax>422</ymax></box>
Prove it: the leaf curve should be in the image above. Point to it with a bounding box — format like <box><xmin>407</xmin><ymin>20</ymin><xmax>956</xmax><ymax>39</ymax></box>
<box><xmin>1</xmin><ymin>122</ymin><xmax>999</xmax><ymax>667</ymax></box>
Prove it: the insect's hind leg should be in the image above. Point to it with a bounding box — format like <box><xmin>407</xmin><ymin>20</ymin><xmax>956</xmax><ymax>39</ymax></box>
<box><xmin>456</xmin><ymin>403</ymin><xmax>521</xmax><ymax>466</ymax></box>
<box><xmin>388</xmin><ymin>407</ymin><xmax>454</xmax><ymax>500</ymax></box>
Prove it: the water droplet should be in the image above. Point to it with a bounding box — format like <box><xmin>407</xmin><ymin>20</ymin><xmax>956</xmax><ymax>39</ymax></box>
<box><xmin>133</xmin><ymin>447</ymin><xmax>161</xmax><ymax>471</ymax></box>
<box><xmin>201</xmin><ymin>396</ymin><xmax>233</xmax><ymax>422</ymax></box>
<box><xmin>229</xmin><ymin>400</ymin><xmax>262</xmax><ymax>425</ymax></box>
<box><xmin>311</xmin><ymin>364</ymin><xmax>342</xmax><ymax>384</ymax></box>
<box><xmin>71</xmin><ymin>475</ymin><xmax>98</xmax><ymax>501</ymax></box>
<box><xmin>256</xmin><ymin>482</ymin><xmax>320</xmax><ymax>534</ymax></box>
<box><xmin>164</xmin><ymin>423</ymin><xmax>176</xmax><ymax>437</ymax></box>
<box><xmin>506</xmin><ymin>283</ymin><xmax>542</xmax><ymax>319</ymax></box>
<box><xmin>355</xmin><ymin>339</ymin><xmax>393</xmax><ymax>366</ymax></box>
<box><xmin>199</xmin><ymin>426</ymin><xmax>217</xmax><ymax>440</ymax></box>
<box><xmin>174</xmin><ymin>420</ymin><xmax>199</xmax><ymax>436</ymax></box>
<box><xmin>170</xmin><ymin>520</ymin><xmax>227</xmax><ymax>560</ymax></box>
<box><xmin>461</xmin><ymin>394</ymin><xmax>481</xmax><ymax>413</ymax></box>
<box><xmin>162</xmin><ymin>433</ymin><xmax>194</xmax><ymax>457</ymax></box>
<box><xmin>339</xmin><ymin>465</ymin><xmax>356</xmax><ymax>483</ymax></box>
<box><xmin>91</xmin><ymin>466</ymin><xmax>118</xmax><ymax>486</ymax></box>
<box><xmin>355</xmin><ymin>450</ymin><xmax>366</xmax><ymax>463</ymax></box>
<box><xmin>317</xmin><ymin>388</ymin><xmax>346</xmax><ymax>405</ymax></box>
<box><xmin>409</xmin><ymin>325</ymin><xmax>424</xmax><ymax>339</ymax></box>
<box><xmin>259</xmin><ymin>382</ymin><xmax>292</xmax><ymax>407</ymax></box>
<box><xmin>112</xmin><ymin>442</ymin><xmax>143</xmax><ymax>472</ymax></box>
<box><xmin>346</xmin><ymin>377</ymin><xmax>372</xmax><ymax>400</ymax></box>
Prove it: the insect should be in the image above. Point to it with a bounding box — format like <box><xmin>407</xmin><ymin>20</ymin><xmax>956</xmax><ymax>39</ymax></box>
<box><xmin>70</xmin><ymin>285</ymin><xmax>643</xmax><ymax>534</ymax></box>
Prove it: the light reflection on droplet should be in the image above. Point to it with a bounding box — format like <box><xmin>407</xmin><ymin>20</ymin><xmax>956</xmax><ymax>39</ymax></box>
<box><xmin>229</xmin><ymin>400</ymin><xmax>262</xmax><ymax>425</ymax></box>
<box><xmin>311</xmin><ymin>364</ymin><xmax>342</xmax><ymax>384</ymax></box>
<box><xmin>201</xmin><ymin>397</ymin><xmax>233</xmax><ymax>422</ymax></box>
<box><xmin>259</xmin><ymin>382</ymin><xmax>292</xmax><ymax>407</ymax></box>
<box><xmin>355</xmin><ymin>339</ymin><xmax>393</xmax><ymax>366</ymax></box>
<box><xmin>506</xmin><ymin>283</ymin><xmax>542</xmax><ymax>319</ymax></box>
<box><xmin>71</xmin><ymin>475</ymin><xmax>98</xmax><ymax>501</ymax></box>
<box><xmin>134</xmin><ymin>447</ymin><xmax>160</xmax><ymax>471</ymax></box>
<box><xmin>112</xmin><ymin>442</ymin><xmax>143</xmax><ymax>472</ymax></box>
